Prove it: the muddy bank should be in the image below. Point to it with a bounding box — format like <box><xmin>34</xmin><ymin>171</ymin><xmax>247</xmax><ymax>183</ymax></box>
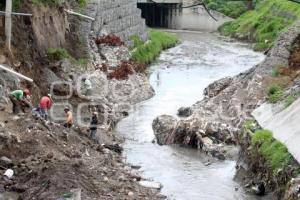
<box><xmin>0</xmin><ymin>1</ymin><xmax>164</xmax><ymax>199</ymax></box>
<box><xmin>152</xmin><ymin>21</ymin><xmax>300</xmax><ymax>197</ymax></box>
<box><xmin>236</xmin><ymin>122</ymin><xmax>300</xmax><ymax>200</ymax></box>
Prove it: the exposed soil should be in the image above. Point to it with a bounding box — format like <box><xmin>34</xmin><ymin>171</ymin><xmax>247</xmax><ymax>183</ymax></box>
<box><xmin>0</xmin><ymin>109</ymin><xmax>164</xmax><ymax>200</ymax></box>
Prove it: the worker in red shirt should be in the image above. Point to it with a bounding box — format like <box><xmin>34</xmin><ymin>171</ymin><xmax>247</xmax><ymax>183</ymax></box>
<box><xmin>39</xmin><ymin>94</ymin><xmax>53</xmax><ymax>120</ymax></box>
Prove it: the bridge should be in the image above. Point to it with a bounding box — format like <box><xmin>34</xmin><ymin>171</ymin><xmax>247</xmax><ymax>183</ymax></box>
<box><xmin>137</xmin><ymin>0</ymin><xmax>183</xmax><ymax>28</ymax></box>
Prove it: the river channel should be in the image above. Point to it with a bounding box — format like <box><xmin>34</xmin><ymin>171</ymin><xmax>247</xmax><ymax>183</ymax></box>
<box><xmin>115</xmin><ymin>31</ymin><xmax>265</xmax><ymax>200</ymax></box>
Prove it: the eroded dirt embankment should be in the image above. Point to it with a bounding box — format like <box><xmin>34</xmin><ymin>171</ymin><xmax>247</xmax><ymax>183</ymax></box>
<box><xmin>152</xmin><ymin>21</ymin><xmax>300</xmax><ymax>198</ymax></box>
<box><xmin>0</xmin><ymin>1</ymin><xmax>164</xmax><ymax>199</ymax></box>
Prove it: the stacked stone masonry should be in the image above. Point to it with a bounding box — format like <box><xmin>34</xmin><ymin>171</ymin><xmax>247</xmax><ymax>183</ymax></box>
<box><xmin>82</xmin><ymin>0</ymin><xmax>147</xmax><ymax>44</ymax></box>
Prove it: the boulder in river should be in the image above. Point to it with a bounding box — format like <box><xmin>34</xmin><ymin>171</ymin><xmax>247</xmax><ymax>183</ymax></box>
<box><xmin>152</xmin><ymin>115</ymin><xmax>177</xmax><ymax>145</ymax></box>
<box><xmin>177</xmin><ymin>107</ymin><xmax>192</xmax><ymax>117</ymax></box>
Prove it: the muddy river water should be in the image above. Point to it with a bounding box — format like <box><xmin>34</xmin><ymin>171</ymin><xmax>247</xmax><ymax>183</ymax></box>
<box><xmin>115</xmin><ymin>31</ymin><xmax>266</xmax><ymax>200</ymax></box>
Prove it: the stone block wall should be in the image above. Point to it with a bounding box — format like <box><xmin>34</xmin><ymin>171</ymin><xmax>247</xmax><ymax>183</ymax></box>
<box><xmin>82</xmin><ymin>0</ymin><xmax>147</xmax><ymax>44</ymax></box>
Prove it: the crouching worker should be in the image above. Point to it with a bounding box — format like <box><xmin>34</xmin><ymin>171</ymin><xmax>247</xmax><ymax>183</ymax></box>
<box><xmin>90</xmin><ymin>112</ymin><xmax>98</xmax><ymax>141</ymax></box>
<box><xmin>9</xmin><ymin>89</ymin><xmax>31</xmax><ymax>114</ymax></box>
<box><xmin>39</xmin><ymin>94</ymin><xmax>53</xmax><ymax>120</ymax></box>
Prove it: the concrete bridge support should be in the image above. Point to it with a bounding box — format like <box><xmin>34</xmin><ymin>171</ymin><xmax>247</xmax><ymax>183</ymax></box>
<box><xmin>137</xmin><ymin>2</ymin><xmax>182</xmax><ymax>29</ymax></box>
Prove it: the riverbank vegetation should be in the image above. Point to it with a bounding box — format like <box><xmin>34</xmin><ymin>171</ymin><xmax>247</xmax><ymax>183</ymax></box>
<box><xmin>267</xmin><ymin>84</ymin><xmax>283</xmax><ymax>103</ymax></box>
<box><xmin>219</xmin><ymin>0</ymin><xmax>300</xmax><ymax>51</ymax></box>
<box><xmin>251</xmin><ymin>129</ymin><xmax>292</xmax><ymax>172</ymax></box>
<box><xmin>130</xmin><ymin>29</ymin><xmax>179</xmax><ymax>64</ymax></box>
<box><xmin>202</xmin><ymin>0</ymin><xmax>250</xmax><ymax>18</ymax></box>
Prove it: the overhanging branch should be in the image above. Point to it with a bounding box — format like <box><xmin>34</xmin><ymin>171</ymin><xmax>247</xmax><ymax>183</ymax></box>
<box><xmin>147</xmin><ymin>0</ymin><xmax>217</xmax><ymax>21</ymax></box>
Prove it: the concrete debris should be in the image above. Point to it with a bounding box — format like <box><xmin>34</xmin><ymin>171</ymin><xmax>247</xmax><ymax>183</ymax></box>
<box><xmin>139</xmin><ymin>181</ymin><xmax>162</xmax><ymax>190</ymax></box>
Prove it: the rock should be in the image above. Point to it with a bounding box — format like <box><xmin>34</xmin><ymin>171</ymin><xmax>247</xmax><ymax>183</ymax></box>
<box><xmin>251</xmin><ymin>182</ymin><xmax>265</xmax><ymax>196</ymax></box>
<box><xmin>128</xmin><ymin>191</ymin><xmax>134</xmax><ymax>196</ymax></box>
<box><xmin>215</xmin><ymin>153</ymin><xmax>226</xmax><ymax>160</ymax></box>
<box><xmin>211</xmin><ymin>150</ymin><xmax>226</xmax><ymax>160</ymax></box>
<box><xmin>103</xmin><ymin>176</ymin><xmax>109</xmax><ymax>182</ymax></box>
<box><xmin>130</xmin><ymin>165</ymin><xmax>141</xmax><ymax>170</ymax></box>
<box><xmin>72</xmin><ymin>160</ymin><xmax>84</xmax><ymax>168</ymax></box>
<box><xmin>204</xmin><ymin>77</ymin><xmax>233</xmax><ymax>98</ymax></box>
<box><xmin>0</xmin><ymin>192</ymin><xmax>20</xmax><ymax>200</ymax></box>
<box><xmin>0</xmin><ymin>156</ymin><xmax>13</xmax><ymax>168</ymax></box>
<box><xmin>177</xmin><ymin>107</ymin><xmax>192</xmax><ymax>117</ymax></box>
<box><xmin>152</xmin><ymin>115</ymin><xmax>177</xmax><ymax>145</ymax></box>
<box><xmin>139</xmin><ymin>181</ymin><xmax>162</xmax><ymax>189</ymax></box>
<box><xmin>118</xmin><ymin>175</ymin><xmax>126</xmax><ymax>181</ymax></box>
<box><xmin>46</xmin><ymin>153</ymin><xmax>54</xmax><ymax>159</ymax></box>
<box><xmin>202</xmin><ymin>137</ymin><xmax>213</xmax><ymax>146</ymax></box>
<box><xmin>12</xmin><ymin>116</ymin><xmax>20</xmax><ymax>121</ymax></box>
<box><xmin>102</xmin><ymin>144</ymin><xmax>123</xmax><ymax>154</ymax></box>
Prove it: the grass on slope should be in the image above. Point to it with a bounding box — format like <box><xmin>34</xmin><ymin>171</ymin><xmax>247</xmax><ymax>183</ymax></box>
<box><xmin>251</xmin><ymin>129</ymin><xmax>293</xmax><ymax>172</ymax></box>
<box><xmin>130</xmin><ymin>29</ymin><xmax>179</xmax><ymax>64</ymax></box>
<box><xmin>203</xmin><ymin>0</ymin><xmax>249</xmax><ymax>18</ymax></box>
<box><xmin>219</xmin><ymin>0</ymin><xmax>300</xmax><ymax>51</ymax></box>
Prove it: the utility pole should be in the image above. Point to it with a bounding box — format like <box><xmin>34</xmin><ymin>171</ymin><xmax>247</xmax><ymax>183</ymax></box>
<box><xmin>5</xmin><ymin>0</ymin><xmax>12</xmax><ymax>51</ymax></box>
<box><xmin>2</xmin><ymin>0</ymin><xmax>32</xmax><ymax>51</ymax></box>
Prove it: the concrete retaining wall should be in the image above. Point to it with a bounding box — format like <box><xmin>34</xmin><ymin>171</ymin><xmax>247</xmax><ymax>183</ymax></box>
<box><xmin>253</xmin><ymin>100</ymin><xmax>300</xmax><ymax>163</ymax></box>
<box><xmin>82</xmin><ymin>0</ymin><xmax>147</xmax><ymax>43</ymax></box>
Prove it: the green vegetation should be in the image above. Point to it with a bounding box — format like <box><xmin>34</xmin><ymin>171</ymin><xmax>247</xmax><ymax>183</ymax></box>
<box><xmin>219</xmin><ymin>0</ymin><xmax>300</xmax><ymax>51</ymax></box>
<box><xmin>244</xmin><ymin>119</ymin><xmax>255</xmax><ymax>133</ymax></box>
<box><xmin>130</xmin><ymin>29</ymin><xmax>179</xmax><ymax>64</ymax></box>
<box><xmin>285</xmin><ymin>92</ymin><xmax>298</xmax><ymax>108</ymax></box>
<box><xmin>47</xmin><ymin>48</ymin><xmax>70</xmax><ymax>59</ymax></box>
<box><xmin>202</xmin><ymin>0</ymin><xmax>249</xmax><ymax>18</ymax></box>
<box><xmin>75</xmin><ymin>58</ymin><xmax>88</xmax><ymax>65</ymax></box>
<box><xmin>12</xmin><ymin>0</ymin><xmax>22</xmax><ymax>11</ymax></box>
<box><xmin>267</xmin><ymin>84</ymin><xmax>283</xmax><ymax>103</ymax></box>
<box><xmin>77</xmin><ymin>0</ymin><xmax>87</xmax><ymax>8</ymax></box>
<box><xmin>251</xmin><ymin>129</ymin><xmax>292</xmax><ymax>172</ymax></box>
<box><xmin>271</xmin><ymin>65</ymin><xmax>281</xmax><ymax>77</ymax></box>
<box><xmin>47</xmin><ymin>48</ymin><xmax>87</xmax><ymax>66</ymax></box>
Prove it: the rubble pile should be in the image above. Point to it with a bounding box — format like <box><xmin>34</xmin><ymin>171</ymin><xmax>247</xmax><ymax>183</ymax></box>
<box><xmin>0</xmin><ymin>112</ymin><xmax>164</xmax><ymax>199</ymax></box>
<box><xmin>95</xmin><ymin>34</ymin><xmax>125</xmax><ymax>46</ymax></box>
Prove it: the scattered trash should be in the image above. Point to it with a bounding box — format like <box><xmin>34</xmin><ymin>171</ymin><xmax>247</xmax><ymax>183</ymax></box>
<box><xmin>4</xmin><ymin>169</ymin><xmax>14</xmax><ymax>179</ymax></box>
<box><xmin>139</xmin><ymin>181</ymin><xmax>162</xmax><ymax>190</ymax></box>
<box><xmin>85</xmin><ymin>148</ymin><xmax>90</xmax><ymax>157</ymax></box>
